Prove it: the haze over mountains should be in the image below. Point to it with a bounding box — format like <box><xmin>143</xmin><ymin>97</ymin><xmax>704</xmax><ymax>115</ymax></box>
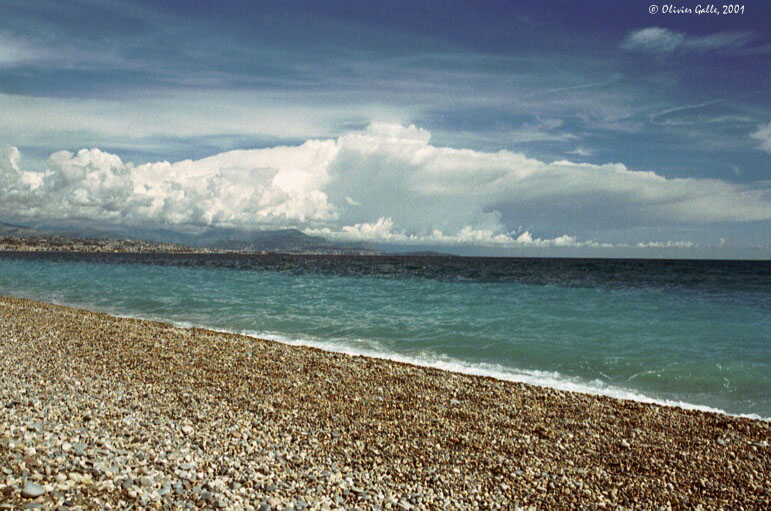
<box><xmin>0</xmin><ymin>221</ymin><xmax>381</xmax><ymax>254</ymax></box>
<box><xmin>0</xmin><ymin>221</ymin><xmax>43</xmax><ymax>238</ymax></box>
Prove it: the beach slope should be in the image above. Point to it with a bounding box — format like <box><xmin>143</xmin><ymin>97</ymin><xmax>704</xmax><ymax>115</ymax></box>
<box><xmin>0</xmin><ymin>296</ymin><xmax>768</xmax><ymax>510</ymax></box>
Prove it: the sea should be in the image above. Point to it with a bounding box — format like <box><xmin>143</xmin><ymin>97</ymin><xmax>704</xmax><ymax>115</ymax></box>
<box><xmin>0</xmin><ymin>252</ymin><xmax>768</xmax><ymax>419</ymax></box>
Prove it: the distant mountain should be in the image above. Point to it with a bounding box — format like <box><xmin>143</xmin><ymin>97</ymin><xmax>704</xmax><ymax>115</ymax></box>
<box><xmin>0</xmin><ymin>221</ymin><xmax>44</xmax><ymax>237</ymax></box>
<box><xmin>201</xmin><ymin>228</ymin><xmax>371</xmax><ymax>253</ymax></box>
<box><xmin>392</xmin><ymin>250</ymin><xmax>456</xmax><ymax>257</ymax></box>
<box><xmin>0</xmin><ymin>220</ymin><xmax>380</xmax><ymax>255</ymax></box>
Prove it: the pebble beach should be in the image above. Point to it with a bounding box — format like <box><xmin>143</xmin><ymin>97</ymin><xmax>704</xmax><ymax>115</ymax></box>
<box><xmin>0</xmin><ymin>296</ymin><xmax>768</xmax><ymax>510</ymax></box>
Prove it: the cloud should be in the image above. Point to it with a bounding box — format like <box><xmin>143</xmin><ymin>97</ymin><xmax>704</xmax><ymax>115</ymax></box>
<box><xmin>0</xmin><ymin>33</ymin><xmax>47</xmax><ymax>67</ymax></box>
<box><xmin>0</xmin><ymin>31</ymin><xmax>125</xmax><ymax>71</ymax></box>
<box><xmin>0</xmin><ymin>92</ymin><xmax>408</xmax><ymax>145</ymax></box>
<box><xmin>0</xmin><ymin>144</ymin><xmax>44</xmax><ymax>194</ymax></box>
<box><xmin>504</xmin><ymin>120</ymin><xmax>578</xmax><ymax>143</ymax></box>
<box><xmin>307</xmin><ymin>219</ymin><xmax>584</xmax><ymax>248</ymax></box>
<box><xmin>622</xmin><ymin>28</ymin><xmax>685</xmax><ymax>53</ymax></box>
<box><xmin>567</xmin><ymin>147</ymin><xmax>593</xmax><ymax>157</ymax></box>
<box><xmin>636</xmin><ymin>240</ymin><xmax>697</xmax><ymax>249</ymax></box>
<box><xmin>1</xmin><ymin>142</ymin><xmax>338</xmax><ymax>228</ymax></box>
<box><xmin>649</xmin><ymin>99</ymin><xmax>726</xmax><ymax>121</ymax></box>
<box><xmin>683</xmin><ymin>32</ymin><xmax>755</xmax><ymax>52</ymax></box>
<box><xmin>622</xmin><ymin>28</ymin><xmax>754</xmax><ymax>54</ymax></box>
<box><xmin>1</xmin><ymin>124</ymin><xmax>769</xmax><ymax>249</ymax></box>
<box><xmin>750</xmin><ymin>123</ymin><xmax>771</xmax><ymax>153</ymax></box>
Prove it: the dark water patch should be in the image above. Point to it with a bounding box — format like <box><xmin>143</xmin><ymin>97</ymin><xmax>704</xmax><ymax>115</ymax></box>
<box><xmin>2</xmin><ymin>251</ymin><xmax>768</xmax><ymax>294</ymax></box>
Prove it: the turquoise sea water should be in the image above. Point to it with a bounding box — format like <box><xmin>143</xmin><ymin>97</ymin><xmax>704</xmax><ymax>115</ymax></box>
<box><xmin>1</xmin><ymin>252</ymin><xmax>769</xmax><ymax>418</ymax></box>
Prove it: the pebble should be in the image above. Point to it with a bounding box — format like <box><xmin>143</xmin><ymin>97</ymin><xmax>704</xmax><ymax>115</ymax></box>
<box><xmin>21</xmin><ymin>482</ymin><xmax>45</xmax><ymax>498</ymax></box>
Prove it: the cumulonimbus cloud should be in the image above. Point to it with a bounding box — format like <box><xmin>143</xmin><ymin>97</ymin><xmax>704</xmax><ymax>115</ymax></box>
<box><xmin>1</xmin><ymin>123</ymin><xmax>769</xmax><ymax>247</ymax></box>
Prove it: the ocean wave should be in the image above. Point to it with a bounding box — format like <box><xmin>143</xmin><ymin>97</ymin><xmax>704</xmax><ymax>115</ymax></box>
<box><xmin>253</xmin><ymin>332</ymin><xmax>766</xmax><ymax>421</ymax></box>
<box><xmin>2</xmin><ymin>287</ymin><xmax>767</xmax><ymax>421</ymax></box>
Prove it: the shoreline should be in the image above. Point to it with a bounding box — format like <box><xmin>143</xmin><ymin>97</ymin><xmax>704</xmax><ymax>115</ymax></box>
<box><xmin>2</xmin><ymin>291</ymin><xmax>766</xmax><ymax>422</ymax></box>
<box><xmin>216</xmin><ymin>331</ymin><xmax>768</xmax><ymax>423</ymax></box>
<box><xmin>141</xmin><ymin>323</ymin><xmax>769</xmax><ymax>423</ymax></box>
<box><xmin>1</xmin><ymin>296</ymin><xmax>769</xmax><ymax>510</ymax></box>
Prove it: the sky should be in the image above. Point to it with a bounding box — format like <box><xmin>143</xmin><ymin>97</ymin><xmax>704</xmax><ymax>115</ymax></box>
<box><xmin>0</xmin><ymin>0</ymin><xmax>769</xmax><ymax>258</ymax></box>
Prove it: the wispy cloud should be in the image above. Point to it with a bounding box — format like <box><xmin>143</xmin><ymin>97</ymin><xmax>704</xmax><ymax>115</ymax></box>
<box><xmin>622</xmin><ymin>27</ymin><xmax>685</xmax><ymax>53</ymax></box>
<box><xmin>0</xmin><ymin>32</ymin><xmax>47</xmax><ymax>67</ymax></box>
<box><xmin>523</xmin><ymin>77</ymin><xmax>619</xmax><ymax>98</ymax></box>
<box><xmin>0</xmin><ymin>91</ymin><xmax>390</xmax><ymax>143</ymax></box>
<box><xmin>636</xmin><ymin>240</ymin><xmax>696</xmax><ymax>249</ymax></box>
<box><xmin>658</xmin><ymin>115</ymin><xmax>755</xmax><ymax>127</ymax></box>
<box><xmin>567</xmin><ymin>147</ymin><xmax>593</xmax><ymax>157</ymax></box>
<box><xmin>622</xmin><ymin>27</ymin><xmax>755</xmax><ymax>54</ymax></box>
<box><xmin>683</xmin><ymin>32</ymin><xmax>755</xmax><ymax>52</ymax></box>
<box><xmin>506</xmin><ymin>126</ymin><xmax>578</xmax><ymax>144</ymax></box>
<box><xmin>649</xmin><ymin>98</ymin><xmax>728</xmax><ymax>120</ymax></box>
<box><xmin>750</xmin><ymin>123</ymin><xmax>771</xmax><ymax>154</ymax></box>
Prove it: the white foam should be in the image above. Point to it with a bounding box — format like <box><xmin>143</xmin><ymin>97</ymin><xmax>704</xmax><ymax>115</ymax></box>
<box><xmin>5</xmin><ymin>293</ymin><xmax>768</xmax><ymax>421</ymax></box>
<box><xmin>228</xmin><ymin>328</ymin><xmax>767</xmax><ymax>421</ymax></box>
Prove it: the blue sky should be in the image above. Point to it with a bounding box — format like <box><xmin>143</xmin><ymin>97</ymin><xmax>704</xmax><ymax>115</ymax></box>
<box><xmin>0</xmin><ymin>0</ymin><xmax>769</xmax><ymax>257</ymax></box>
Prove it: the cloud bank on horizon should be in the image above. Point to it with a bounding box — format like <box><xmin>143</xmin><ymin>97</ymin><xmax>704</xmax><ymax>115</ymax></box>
<box><xmin>2</xmin><ymin>123</ymin><xmax>768</xmax><ymax>251</ymax></box>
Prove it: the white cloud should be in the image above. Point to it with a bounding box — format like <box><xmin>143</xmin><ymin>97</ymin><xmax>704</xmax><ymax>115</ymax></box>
<box><xmin>505</xmin><ymin>123</ymin><xmax>578</xmax><ymax>143</ymax></box>
<box><xmin>636</xmin><ymin>240</ymin><xmax>696</xmax><ymax>249</ymax></box>
<box><xmin>0</xmin><ymin>144</ymin><xmax>21</xmax><ymax>174</ymax></box>
<box><xmin>342</xmin><ymin>217</ymin><xmax>404</xmax><ymax>242</ymax></box>
<box><xmin>622</xmin><ymin>28</ymin><xmax>685</xmax><ymax>53</ymax></box>
<box><xmin>0</xmin><ymin>144</ymin><xmax>44</xmax><ymax>194</ymax></box>
<box><xmin>0</xmin><ymin>92</ymin><xmax>404</xmax><ymax>143</ymax></box>
<box><xmin>567</xmin><ymin>147</ymin><xmax>593</xmax><ymax>157</ymax></box>
<box><xmin>750</xmin><ymin>123</ymin><xmax>771</xmax><ymax>153</ymax></box>
<box><xmin>0</xmin><ymin>33</ymin><xmax>47</xmax><ymax>67</ymax></box>
<box><xmin>308</xmin><ymin>219</ymin><xmax>583</xmax><ymax>248</ymax></box>
<box><xmin>1</xmin><ymin>124</ymin><xmax>769</xmax><ymax>248</ymax></box>
<box><xmin>683</xmin><ymin>32</ymin><xmax>754</xmax><ymax>52</ymax></box>
<box><xmin>622</xmin><ymin>28</ymin><xmax>754</xmax><ymax>54</ymax></box>
<box><xmin>512</xmin><ymin>231</ymin><xmax>577</xmax><ymax>247</ymax></box>
<box><xmin>1</xmin><ymin>143</ymin><xmax>338</xmax><ymax>228</ymax></box>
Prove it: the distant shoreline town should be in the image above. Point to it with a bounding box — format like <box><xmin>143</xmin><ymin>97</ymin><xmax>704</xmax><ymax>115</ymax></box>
<box><xmin>0</xmin><ymin>221</ymin><xmax>456</xmax><ymax>256</ymax></box>
<box><xmin>0</xmin><ymin>236</ymin><xmax>384</xmax><ymax>256</ymax></box>
<box><xmin>0</xmin><ymin>236</ymin><xmax>211</xmax><ymax>254</ymax></box>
